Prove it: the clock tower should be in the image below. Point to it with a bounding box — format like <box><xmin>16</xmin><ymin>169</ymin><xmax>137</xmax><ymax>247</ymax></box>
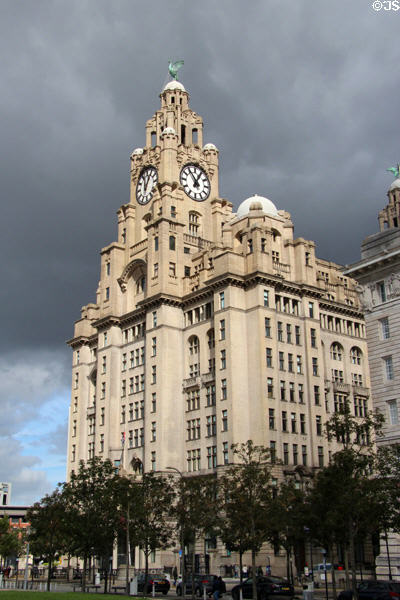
<box><xmin>68</xmin><ymin>78</ymin><xmax>371</xmax><ymax>575</ymax></box>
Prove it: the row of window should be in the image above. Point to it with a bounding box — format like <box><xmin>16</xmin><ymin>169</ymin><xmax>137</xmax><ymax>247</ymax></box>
<box><xmin>270</xmin><ymin>442</ymin><xmax>325</xmax><ymax>467</ymax></box>
<box><xmin>186</xmin><ymin>411</ymin><xmax>228</xmax><ymax>440</ymax></box>
<box><xmin>186</xmin><ymin>381</ymin><xmax>227</xmax><ymax>411</ymax></box>
<box><xmin>320</xmin><ymin>313</ymin><xmax>365</xmax><ymax>338</ymax></box>
<box><xmin>266</xmin><ymin>349</ymin><xmax>314</xmax><ymax>374</ymax></box>
<box><xmin>187</xmin><ymin>444</ymin><xmax>229</xmax><ymax>472</ymax></box>
<box><xmin>122</xmin><ymin>347</ymin><xmax>145</xmax><ymax>370</ymax></box>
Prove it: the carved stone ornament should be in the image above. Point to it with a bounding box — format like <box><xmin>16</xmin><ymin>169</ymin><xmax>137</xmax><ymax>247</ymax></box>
<box><xmin>389</xmin><ymin>272</ymin><xmax>400</xmax><ymax>297</ymax></box>
<box><xmin>118</xmin><ymin>258</ymin><xmax>147</xmax><ymax>292</ymax></box>
<box><xmin>355</xmin><ymin>284</ymin><xmax>371</xmax><ymax>310</ymax></box>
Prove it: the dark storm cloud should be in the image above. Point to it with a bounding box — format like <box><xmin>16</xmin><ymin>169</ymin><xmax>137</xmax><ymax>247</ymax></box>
<box><xmin>1</xmin><ymin>0</ymin><xmax>399</xmax><ymax>501</ymax></box>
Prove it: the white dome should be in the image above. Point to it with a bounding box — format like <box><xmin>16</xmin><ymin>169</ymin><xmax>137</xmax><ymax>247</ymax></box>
<box><xmin>161</xmin><ymin>127</ymin><xmax>176</xmax><ymax>136</ymax></box>
<box><xmin>163</xmin><ymin>81</ymin><xmax>186</xmax><ymax>92</ymax></box>
<box><xmin>389</xmin><ymin>178</ymin><xmax>400</xmax><ymax>192</ymax></box>
<box><xmin>203</xmin><ymin>143</ymin><xmax>218</xmax><ymax>151</ymax></box>
<box><xmin>131</xmin><ymin>147</ymin><xmax>143</xmax><ymax>156</ymax></box>
<box><xmin>236</xmin><ymin>194</ymin><xmax>278</xmax><ymax>218</ymax></box>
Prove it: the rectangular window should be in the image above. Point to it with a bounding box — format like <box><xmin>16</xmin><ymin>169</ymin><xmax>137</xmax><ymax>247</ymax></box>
<box><xmin>219</xmin><ymin>292</ymin><xmax>225</xmax><ymax>309</ymax></box>
<box><xmin>314</xmin><ymin>385</ymin><xmax>320</xmax><ymax>405</ymax></box>
<box><xmin>151</xmin><ymin>393</ymin><xmax>156</xmax><ymax>413</ymax></box>
<box><xmin>289</xmin><ymin>382</ymin><xmax>295</xmax><ymax>402</ymax></box>
<box><xmin>308</xmin><ymin>302</ymin><xmax>314</xmax><ymax>318</ymax></box>
<box><xmin>154</xmin><ymin>236</ymin><xmax>159</xmax><ymax>251</ymax></box>
<box><xmin>222</xmin><ymin>410</ymin><xmax>228</xmax><ymax>431</ymax></box>
<box><xmin>270</xmin><ymin>441</ymin><xmax>276</xmax><ymax>463</ymax></box>
<box><xmin>283</xmin><ymin>443</ymin><xmax>289</xmax><ymax>465</ymax></box>
<box><xmin>300</xmin><ymin>413</ymin><xmax>306</xmax><ymax>434</ymax></box>
<box><xmin>101</xmin><ymin>382</ymin><xmax>106</xmax><ymax>399</ymax></box>
<box><xmin>220</xmin><ymin>319</ymin><xmax>226</xmax><ymax>340</ymax></box>
<box><xmin>102</xmin><ymin>356</ymin><xmax>106</xmax><ymax>373</ymax></box>
<box><xmin>302</xmin><ymin>445</ymin><xmax>307</xmax><ymax>466</ymax></box>
<box><xmin>282</xmin><ymin>411</ymin><xmax>288</xmax><ymax>432</ymax></box>
<box><xmin>105</xmin><ymin>287</ymin><xmax>110</xmax><ymax>301</ymax></box>
<box><xmin>279</xmin><ymin>351</ymin><xmax>285</xmax><ymax>371</ymax></box>
<box><xmin>152</xmin><ymin>365</ymin><xmax>157</xmax><ymax>383</ymax></box>
<box><xmin>293</xmin><ymin>444</ymin><xmax>298</xmax><ymax>466</ymax></box>
<box><xmin>280</xmin><ymin>380</ymin><xmax>286</xmax><ymax>401</ymax></box>
<box><xmin>288</xmin><ymin>354</ymin><xmax>294</xmax><ymax>373</ymax></box>
<box><xmin>263</xmin><ymin>289</ymin><xmax>269</xmax><ymax>307</ymax></box>
<box><xmin>277</xmin><ymin>322</ymin><xmax>283</xmax><ymax>342</ymax></box>
<box><xmin>121</xmin><ymin>405</ymin><xmax>126</xmax><ymax>423</ymax></box>
<box><xmin>221</xmin><ymin>379</ymin><xmax>227</xmax><ymax>400</ymax></box>
<box><xmin>206</xmin><ymin>384</ymin><xmax>216</xmax><ymax>406</ymax></box>
<box><xmin>151</xmin><ymin>337</ymin><xmax>156</xmax><ymax>356</ymax></box>
<box><xmin>223</xmin><ymin>442</ymin><xmax>229</xmax><ymax>465</ymax></box>
<box><xmin>220</xmin><ymin>349</ymin><xmax>226</xmax><ymax>369</ymax></box>
<box><xmin>152</xmin><ymin>311</ymin><xmax>157</xmax><ymax>327</ymax></box>
<box><xmin>380</xmin><ymin>317</ymin><xmax>390</xmax><ymax>339</ymax></box>
<box><xmin>269</xmin><ymin>408</ymin><xmax>275</xmax><ymax>430</ymax></box>
<box><xmin>206</xmin><ymin>415</ymin><xmax>217</xmax><ymax>437</ymax></box>
<box><xmin>384</xmin><ymin>356</ymin><xmax>394</xmax><ymax>380</ymax></box>
<box><xmin>286</xmin><ymin>324</ymin><xmax>292</xmax><ymax>343</ymax></box>
<box><xmin>298</xmin><ymin>383</ymin><xmax>304</xmax><ymax>404</ymax></box>
<box><xmin>153</xmin><ymin>263</ymin><xmax>158</xmax><ymax>277</ymax></box>
<box><xmin>296</xmin><ymin>355</ymin><xmax>302</xmax><ymax>374</ymax></box>
<box><xmin>265</xmin><ymin>318</ymin><xmax>271</xmax><ymax>337</ymax></box>
<box><xmin>100</xmin><ymin>407</ymin><xmax>105</xmax><ymax>426</ymax></box>
<box><xmin>266</xmin><ymin>348</ymin><xmax>273</xmax><ymax>368</ymax></box>
<box><xmin>312</xmin><ymin>357</ymin><xmax>318</xmax><ymax>376</ymax></box>
<box><xmin>388</xmin><ymin>400</ymin><xmax>399</xmax><ymax>425</ymax></box>
<box><xmin>316</xmin><ymin>415</ymin><xmax>322</xmax><ymax>436</ymax></box>
<box><xmin>121</xmin><ymin>379</ymin><xmax>126</xmax><ymax>397</ymax></box>
<box><xmin>207</xmin><ymin>446</ymin><xmax>217</xmax><ymax>469</ymax></box>
<box><xmin>295</xmin><ymin>326</ymin><xmax>301</xmax><ymax>345</ymax></box>
<box><xmin>151</xmin><ymin>451</ymin><xmax>156</xmax><ymax>472</ymax></box>
<box><xmin>310</xmin><ymin>328</ymin><xmax>316</xmax><ymax>348</ymax></box>
<box><xmin>318</xmin><ymin>446</ymin><xmax>324</xmax><ymax>467</ymax></box>
<box><xmin>378</xmin><ymin>281</ymin><xmax>387</xmax><ymax>302</ymax></box>
<box><xmin>291</xmin><ymin>413</ymin><xmax>297</xmax><ymax>433</ymax></box>
<box><xmin>267</xmin><ymin>377</ymin><xmax>273</xmax><ymax>398</ymax></box>
<box><xmin>169</xmin><ymin>262</ymin><xmax>176</xmax><ymax>276</ymax></box>
<box><xmin>151</xmin><ymin>421</ymin><xmax>156</xmax><ymax>441</ymax></box>
<box><xmin>74</xmin><ymin>372</ymin><xmax>79</xmax><ymax>389</ymax></box>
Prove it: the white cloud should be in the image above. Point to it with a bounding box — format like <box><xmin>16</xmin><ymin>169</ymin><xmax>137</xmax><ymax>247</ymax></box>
<box><xmin>0</xmin><ymin>350</ymin><xmax>69</xmax><ymax>505</ymax></box>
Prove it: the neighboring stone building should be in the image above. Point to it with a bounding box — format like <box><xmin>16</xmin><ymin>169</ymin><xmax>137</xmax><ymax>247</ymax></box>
<box><xmin>343</xmin><ymin>177</ymin><xmax>400</xmax><ymax>579</ymax></box>
<box><xmin>67</xmin><ymin>81</ymin><xmax>371</xmax><ymax>575</ymax></box>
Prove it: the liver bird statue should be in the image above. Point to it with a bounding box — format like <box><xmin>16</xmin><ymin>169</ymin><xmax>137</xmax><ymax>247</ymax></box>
<box><xmin>387</xmin><ymin>164</ymin><xmax>400</xmax><ymax>178</ymax></box>
<box><xmin>168</xmin><ymin>59</ymin><xmax>184</xmax><ymax>80</ymax></box>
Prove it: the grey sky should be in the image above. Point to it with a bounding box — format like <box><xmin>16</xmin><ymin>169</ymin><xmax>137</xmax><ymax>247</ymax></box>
<box><xmin>1</xmin><ymin>0</ymin><xmax>398</xmax><ymax>503</ymax></box>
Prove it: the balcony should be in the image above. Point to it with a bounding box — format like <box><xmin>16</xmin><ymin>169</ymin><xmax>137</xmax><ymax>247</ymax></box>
<box><xmin>352</xmin><ymin>385</ymin><xmax>370</xmax><ymax>397</ymax></box>
<box><xmin>201</xmin><ymin>370</ymin><xmax>215</xmax><ymax>385</ymax></box>
<box><xmin>332</xmin><ymin>382</ymin><xmax>351</xmax><ymax>394</ymax></box>
<box><xmin>272</xmin><ymin>260</ymin><xmax>290</xmax><ymax>274</ymax></box>
<box><xmin>87</xmin><ymin>405</ymin><xmax>96</xmax><ymax>417</ymax></box>
<box><xmin>183</xmin><ymin>376</ymin><xmax>200</xmax><ymax>389</ymax></box>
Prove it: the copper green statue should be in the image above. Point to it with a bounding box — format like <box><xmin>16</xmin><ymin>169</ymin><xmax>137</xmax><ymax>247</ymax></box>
<box><xmin>168</xmin><ymin>60</ymin><xmax>184</xmax><ymax>80</ymax></box>
<box><xmin>387</xmin><ymin>164</ymin><xmax>400</xmax><ymax>178</ymax></box>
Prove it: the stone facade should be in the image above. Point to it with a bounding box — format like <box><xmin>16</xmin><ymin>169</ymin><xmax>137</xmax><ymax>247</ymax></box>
<box><xmin>344</xmin><ymin>179</ymin><xmax>400</xmax><ymax>579</ymax></box>
<box><xmin>67</xmin><ymin>81</ymin><xmax>371</xmax><ymax>575</ymax></box>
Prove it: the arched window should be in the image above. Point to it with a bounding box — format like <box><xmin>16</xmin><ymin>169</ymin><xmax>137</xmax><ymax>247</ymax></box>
<box><xmin>188</xmin><ymin>336</ymin><xmax>200</xmax><ymax>356</ymax></box>
<box><xmin>330</xmin><ymin>342</ymin><xmax>343</xmax><ymax>361</ymax></box>
<box><xmin>169</xmin><ymin>236</ymin><xmax>176</xmax><ymax>250</ymax></box>
<box><xmin>350</xmin><ymin>347</ymin><xmax>362</xmax><ymax>365</ymax></box>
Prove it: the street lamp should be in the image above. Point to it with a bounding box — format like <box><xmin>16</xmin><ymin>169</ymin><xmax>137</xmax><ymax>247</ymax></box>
<box><xmin>166</xmin><ymin>467</ymin><xmax>186</xmax><ymax>597</ymax></box>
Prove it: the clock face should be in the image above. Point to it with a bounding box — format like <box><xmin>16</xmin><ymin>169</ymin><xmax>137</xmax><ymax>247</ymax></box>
<box><xmin>180</xmin><ymin>164</ymin><xmax>210</xmax><ymax>201</ymax></box>
<box><xmin>136</xmin><ymin>166</ymin><xmax>158</xmax><ymax>205</ymax></box>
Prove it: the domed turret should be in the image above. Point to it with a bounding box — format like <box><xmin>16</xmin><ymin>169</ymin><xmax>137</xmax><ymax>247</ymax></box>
<box><xmin>389</xmin><ymin>178</ymin><xmax>400</xmax><ymax>192</ymax></box>
<box><xmin>162</xmin><ymin>80</ymin><xmax>186</xmax><ymax>92</ymax></box>
<box><xmin>236</xmin><ymin>194</ymin><xmax>278</xmax><ymax>219</ymax></box>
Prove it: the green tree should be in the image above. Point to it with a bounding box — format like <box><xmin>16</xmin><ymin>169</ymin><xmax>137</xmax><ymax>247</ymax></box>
<box><xmin>170</xmin><ymin>473</ymin><xmax>218</xmax><ymax>600</ymax></box>
<box><xmin>219</xmin><ymin>441</ymin><xmax>275</xmax><ymax>600</ymax></box>
<box><xmin>61</xmin><ymin>457</ymin><xmax>122</xmax><ymax>592</ymax></box>
<box><xmin>308</xmin><ymin>409</ymin><xmax>385</xmax><ymax>600</ymax></box>
<box><xmin>0</xmin><ymin>516</ymin><xmax>24</xmax><ymax>569</ymax></box>
<box><xmin>27</xmin><ymin>489</ymin><xmax>68</xmax><ymax>591</ymax></box>
<box><xmin>119</xmin><ymin>472</ymin><xmax>175</xmax><ymax>594</ymax></box>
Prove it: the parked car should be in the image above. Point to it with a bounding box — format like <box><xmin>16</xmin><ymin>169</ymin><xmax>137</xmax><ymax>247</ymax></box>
<box><xmin>137</xmin><ymin>573</ymin><xmax>170</xmax><ymax>595</ymax></box>
<box><xmin>176</xmin><ymin>574</ymin><xmax>219</xmax><ymax>597</ymax></box>
<box><xmin>338</xmin><ymin>580</ymin><xmax>400</xmax><ymax>600</ymax></box>
<box><xmin>231</xmin><ymin>576</ymin><xmax>294</xmax><ymax>600</ymax></box>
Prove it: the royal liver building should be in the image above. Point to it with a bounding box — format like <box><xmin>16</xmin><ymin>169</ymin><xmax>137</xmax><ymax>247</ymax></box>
<box><xmin>67</xmin><ymin>79</ymin><xmax>370</xmax><ymax>573</ymax></box>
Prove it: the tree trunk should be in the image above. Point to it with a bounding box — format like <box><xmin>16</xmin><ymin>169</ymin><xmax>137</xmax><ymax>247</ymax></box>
<box><xmin>349</xmin><ymin>523</ymin><xmax>358</xmax><ymax>600</ymax></box>
<box><xmin>47</xmin><ymin>556</ymin><xmax>52</xmax><ymax>592</ymax></box>
<box><xmin>239</xmin><ymin>550</ymin><xmax>243</xmax><ymax>585</ymax></box>
<box><xmin>82</xmin><ymin>555</ymin><xmax>87</xmax><ymax>592</ymax></box>
<box><xmin>251</xmin><ymin>548</ymin><xmax>257</xmax><ymax>600</ymax></box>
<box><xmin>286</xmin><ymin>548</ymin><xmax>291</xmax><ymax>584</ymax></box>
<box><xmin>144</xmin><ymin>547</ymin><xmax>149</xmax><ymax>595</ymax></box>
<box><xmin>191</xmin><ymin>538</ymin><xmax>196</xmax><ymax>600</ymax></box>
<box><xmin>329</xmin><ymin>545</ymin><xmax>337</xmax><ymax>600</ymax></box>
<box><xmin>344</xmin><ymin>546</ymin><xmax>350</xmax><ymax>590</ymax></box>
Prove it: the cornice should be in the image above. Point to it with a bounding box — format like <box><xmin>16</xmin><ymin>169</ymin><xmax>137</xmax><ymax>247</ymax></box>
<box><xmin>92</xmin><ymin>315</ymin><xmax>121</xmax><ymax>331</ymax></box>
